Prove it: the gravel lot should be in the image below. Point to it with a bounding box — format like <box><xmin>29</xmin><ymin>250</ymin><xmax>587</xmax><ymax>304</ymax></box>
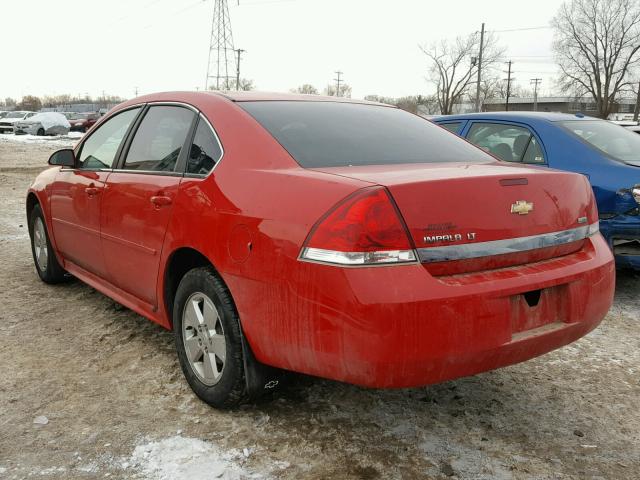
<box><xmin>0</xmin><ymin>136</ymin><xmax>639</xmax><ymax>480</ymax></box>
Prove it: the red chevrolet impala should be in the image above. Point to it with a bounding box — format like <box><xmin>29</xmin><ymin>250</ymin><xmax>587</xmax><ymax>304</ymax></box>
<box><xmin>27</xmin><ymin>92</ymin><xmax>614</xmax><ymax>408</ymax></box>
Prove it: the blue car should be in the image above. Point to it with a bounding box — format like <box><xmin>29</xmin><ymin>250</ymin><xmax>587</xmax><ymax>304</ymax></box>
<box><xmin>433</xmin><ymin>112</ymin><xmax>640</xmax><ymax>269</ymax></box>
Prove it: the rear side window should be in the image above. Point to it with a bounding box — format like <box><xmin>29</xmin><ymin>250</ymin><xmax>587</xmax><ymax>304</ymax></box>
<box><xmin>560</xmin><ymin>120</ymin><xmax>640</xmax><ymax>162</ymax></box>
<box><xmin>186</xmin><ymin>117</ymin><xmax>223</xmax><ymax>175</ymax></box>
<box><xmin>439</xmin><ymin>122</ymin><xmax>462</xmax><ymax>134</ymax></box>
<box><xmin>239</xmin><ymin>101</ymin><xmax>491</xmax><ymax>168</ymax></box>
<box><xmin>467</xmin><ymin>122</ymin><xmax>545</xmax><ymax>164</ymax></box>
<box><xmin>78</xmin><ymin>107</ymin><xmax>141</xmax><ymax>169</ymax></box>
<box><xmin>123</xmin><ymin>106</ymin><xmax>194</xmax><ymax>172</ymax></box>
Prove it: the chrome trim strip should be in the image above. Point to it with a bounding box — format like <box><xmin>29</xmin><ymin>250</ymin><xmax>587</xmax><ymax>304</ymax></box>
<box><xmin>417</xmin><ymin>224</ymin><xmax>596</xmax><ymax>263</ymax></box>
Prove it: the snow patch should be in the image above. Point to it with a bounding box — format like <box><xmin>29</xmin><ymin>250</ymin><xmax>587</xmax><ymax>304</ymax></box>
<box><xmin>128</xmin><ymin>435</ymin><xmax>258</xmax><ymax>480</ymax></box>
<box><xmin>0</xmin><ymin>131</ymin><xmax>83</xmax><ymax>147</ymax></box>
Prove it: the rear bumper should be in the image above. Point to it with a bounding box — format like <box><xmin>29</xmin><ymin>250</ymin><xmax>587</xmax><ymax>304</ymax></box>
<box><xmin>249</xmin><ymin>234</ymin><xmax>614</xmax><ymax>388</ymax></box>
<box><xmin>600</xmin><ymin>215</ymin><xmax>640</xmax><ymax>269</ymax></box>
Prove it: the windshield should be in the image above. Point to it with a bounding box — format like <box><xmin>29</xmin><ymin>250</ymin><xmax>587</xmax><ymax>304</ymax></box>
<box><xmin>5</xmin><ymin>112</ymin><xmax>26</xmax><ymax>119</ymax></box>
<box><xmin>560</xmin><ymin>120</ymin><xmax>640</xmax><ymax>163</ymax></box>
<box><xmin>65</xmin><ymin>113</ymin><xmax>82</xmax><ymax>120</ymax></box>
<box><xmin>239</xmin><ymin>101</ymin><xmax>492</xmax><ymax>168</ymax></box>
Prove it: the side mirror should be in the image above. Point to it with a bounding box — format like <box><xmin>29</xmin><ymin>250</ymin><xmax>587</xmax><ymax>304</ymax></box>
<box><xmin>48</xmin><ymin>149</ymin><xmax>76</xmax><ymax>167</ymax></box>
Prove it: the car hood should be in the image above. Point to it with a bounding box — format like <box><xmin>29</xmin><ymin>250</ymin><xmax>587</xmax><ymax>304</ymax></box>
<box><xmin>0</xmin><ymin>118</ymin><xmax>24</xmax><ymax>124</ymax></box>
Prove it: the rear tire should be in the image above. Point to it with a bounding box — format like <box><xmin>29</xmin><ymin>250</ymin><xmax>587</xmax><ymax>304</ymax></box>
<box><xmin>36</xmin><ymin>128</ymin><xmax>44</xmax><ymax>136</ymax></box>
<box><xmin>173</xmin><ymin>267</ymin><xmax>248</xmax><ymax>409</ymax></box>
<box><xmin>29</xmin><ymin>204</ymin><xmax>67</xmax><ymax>284</ymax></box>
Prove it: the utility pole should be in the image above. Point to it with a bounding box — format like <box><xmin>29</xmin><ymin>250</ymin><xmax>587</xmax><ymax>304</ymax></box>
<box><xmin>530</xmin><ymin>78</ymin><xmax>542</xmax><ymax>111</ymax></box>
<box><xmin>134</xmin><ymin>86</ymin><xmax>139</xmax><ymax>97</ymax></box>
<box><xmin>235</xmin><ymin>49</ymin><xmax>245</xmax><ymax>90</ymax></box>
<box><xmin>475</xmin><ymin>22</ymin><xmax>485</xmax><ymax>112</ymax></box>
<box><xmin>504</xmin><ymin>61</ymin><xmax>513</xmax><ymax>111</ymax></box>
<box><xmin>334</xmin><ymin>71</ymin><xmax>343</xmax><ymax>97</ymax></box>
<box><xmin>634</xmin><ymin>81</ymin><xmax>640</xmax><ymax>123</ymax></box>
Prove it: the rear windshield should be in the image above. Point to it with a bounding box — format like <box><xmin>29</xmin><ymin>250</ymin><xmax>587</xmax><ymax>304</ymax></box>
<box><xmin>559</xmin><ymin>120</ymin><xmax>640</xmax><ymax>163</ymax></box>
<box><xmin>240</xmin><ymin>101</ymin><xmax>491</xmax><ymax>168</ymax></box>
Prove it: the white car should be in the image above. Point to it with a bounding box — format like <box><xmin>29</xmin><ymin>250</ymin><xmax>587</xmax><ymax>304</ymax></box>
<box><xmin>0</xmin><ymin>111</ymin><xmax>37</xmax><ymax>133</ymax></box>
<box><xmin>624</xmin><ymin>124</ymin><xmax>640</xmax><ymax>135</ymax></box>
<box><xmin>14</xmin><ymin>112</ymin><xmax>71</xmax><ymax>136</ymax></box>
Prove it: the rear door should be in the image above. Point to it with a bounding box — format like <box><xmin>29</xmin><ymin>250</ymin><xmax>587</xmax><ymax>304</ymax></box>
<box><xmin>100</xmin><ymin>104</ymin><xmax>197</xmax><ymax>306</ymax></box>
<box><xmin>464</xmin><ymin>121</ymin><xmax>547</xmax><ymax>165</ymax></box>
<box><xmin>49</xmin><ymin>107</ymin><xmax>141</xmax><ymax>277</ymax></box>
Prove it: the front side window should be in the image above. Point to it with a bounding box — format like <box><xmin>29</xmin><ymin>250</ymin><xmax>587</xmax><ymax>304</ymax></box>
<box><xmin>240</xmin><ymin>101</ymin><xmax>491</xmax><ymax>168</ymax></box>
<box><xmin>467</xmin><ymin>122</ymin><xmax>545</xmax><ymax>163</ymax></box>
<box><xmin>187</xmin><ymin>117</ymin><xmax>223</xmax><ymax>175</ymax></box>
<box><xmin>78</xmin><ymin>107</ymin><xmax>141</xmax><ymax>169</ymax></box>
<box><xmin>123</xmin><ymin>106</ymin><xmax>194</xmax><ymax>172</ymax></box>
<box><xmin>560</xmin><ymin>120</ymin><xmax>640</xmax><ymax>163</ymax></box>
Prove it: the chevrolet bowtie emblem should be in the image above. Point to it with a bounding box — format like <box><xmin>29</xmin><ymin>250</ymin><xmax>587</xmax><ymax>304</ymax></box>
<box><xmin>511</xmin><ymin>200</ymin><xmax>533</xmax><ymax>215</ymax></box>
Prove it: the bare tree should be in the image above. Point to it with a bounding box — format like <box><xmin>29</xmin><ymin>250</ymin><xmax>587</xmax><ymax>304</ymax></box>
<box><xmin>421</xmin><ymin>32</ymin><xmax>504</xmax><ymax>114</ymax></box>
<box><xmin>324</xmin><ymin>83</ymin><xmax>352</xmax><ymax>98</ymax></box>
<box><xmin>3</xmin><ymin>97</ymin><xmax>17</xmax><ymax>108</ymax></box>
<box><xmin>17</xmin><ymin>95</ymin><xmax>42</xmax><ymax>111</ymax></box>
<box><xmin>553</xmin><ymin>0</ymin><xmax>640</xmax><ymax>118</ymax></box>
<box><xmin>209</xmin><ymin>78</ymin><xmax>255</xmax><ymax>91</ymax></box>
<box><xmin>364</xmin><ymin>94</ymin><xmax>440</xmax><ymax>115</ymax></box>
<box><xmin>468</xmin><ymin>75</ymin><xmax>504</xmax><ymax>104</ymax></box>
<box><xmin>291</xmin><ymin>84</ymin><xmax>319</xmax><ymax>94</ymax></box>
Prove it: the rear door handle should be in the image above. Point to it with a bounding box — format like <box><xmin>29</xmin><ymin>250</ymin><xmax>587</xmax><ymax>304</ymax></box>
<box><xmin>150</xmin><ymin>195</ymin><xmax>172</xmax><ymax>207</ymax></box>
<box><xmin>85</xmin><ymin>187</ymin><xmax>99</xmax><ymax>196</ymax></box>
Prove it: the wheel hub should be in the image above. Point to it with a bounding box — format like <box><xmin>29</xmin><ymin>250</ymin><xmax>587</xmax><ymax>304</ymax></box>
<box><xmin>33</xmin><ymin>217</ymin><xmax>48</xmax><ymax>272</ymax></box>
<box><xmin>182</xmin><ymin>292</ymin><xmax>226</xmax><ymax>386</ymax></box>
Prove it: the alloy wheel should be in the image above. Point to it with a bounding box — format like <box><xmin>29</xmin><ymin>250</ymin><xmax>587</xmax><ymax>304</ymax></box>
<box><xmin>33</xmin><ymin>217</ymin><xmax>48</xmax><ymax>272</ymax></box>
<box><xmin>182</xmin><ymin>292</ymin><xmax>226</xmax><ymax>386</ymax></box>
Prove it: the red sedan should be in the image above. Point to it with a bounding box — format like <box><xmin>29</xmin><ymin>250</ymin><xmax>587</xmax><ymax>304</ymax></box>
<box><xmin>67</xmin><ymin>112</ymin><xmax>100</xmax><ymax>132</ymax></box>
<box><xmin>27</xmin><ymin>92</ymin><xmax>614</xmax><ymax>408</ymax></box>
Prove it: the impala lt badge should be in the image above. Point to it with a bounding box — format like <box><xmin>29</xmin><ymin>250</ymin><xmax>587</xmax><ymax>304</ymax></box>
<box><xmin>424</xmin><ymin>232</ymin><xmax>477</xmax><ymax>243</ymax></box>
<box><xmin>511</xmin><ymin>200</ymin><xmax>534</xmax><ymax>215</ymax></box>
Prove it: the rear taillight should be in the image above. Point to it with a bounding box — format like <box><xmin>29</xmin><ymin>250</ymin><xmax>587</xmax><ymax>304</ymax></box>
<box><xmin>300</xmin><ymin>187</ymin><xmax>417</xmax><ymax>266</ymax></box>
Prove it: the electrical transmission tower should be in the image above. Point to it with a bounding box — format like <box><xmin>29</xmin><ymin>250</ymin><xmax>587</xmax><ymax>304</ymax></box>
<box><xmin>206</xmin><ymin>0</ymin><xmax>237</xmax><ymax>91</ymax></box>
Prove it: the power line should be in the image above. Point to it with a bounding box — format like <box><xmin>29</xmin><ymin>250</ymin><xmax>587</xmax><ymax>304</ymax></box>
<box><xmin>238</xmin><ymin>0</ymin><xmax>300</xmax><ymax>4</ymax></box>
<box><xmin>489</xmin><ymin>25</ymin><xmax>552</xmax><ymax>33</ymax></box>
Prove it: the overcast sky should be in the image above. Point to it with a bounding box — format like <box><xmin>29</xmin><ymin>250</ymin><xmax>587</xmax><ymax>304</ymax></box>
<box><xmin>3</xmin><ymin>0</ymin><xmax>563</xmax><ymax>101</ymax></box>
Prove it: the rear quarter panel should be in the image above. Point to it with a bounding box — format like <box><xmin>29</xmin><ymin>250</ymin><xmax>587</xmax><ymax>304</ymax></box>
<box><xmin>158</xmin><ymin>96</ymin><xmax>371</xmax><ymax>366</ymax></box>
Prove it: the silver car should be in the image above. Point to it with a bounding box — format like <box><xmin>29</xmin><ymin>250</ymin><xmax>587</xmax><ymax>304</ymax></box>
<box><xmin>14</xmin><ymin>112</ymin><xmax>70</xmax><ymax>136</ymax></box>
<box><xmin>0</xmin><ymin>111</ymin><xmax>36</xmax><ymax>133</ymax></box>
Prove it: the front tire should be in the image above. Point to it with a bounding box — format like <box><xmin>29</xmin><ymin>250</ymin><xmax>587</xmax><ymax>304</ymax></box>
<box><xmin>173</xmin><ymin>267</ymin><xmax>248</xmax><ymax>409</ymax></box>
<box><xmin>29</xmin><ymin>204</ymin><xmax>67</xmax><ymax>283</ymax></box>
<box><xmin>36</xmin><ymin>128</ymin><xmax>44</xmax><ymax>136</ymax></box>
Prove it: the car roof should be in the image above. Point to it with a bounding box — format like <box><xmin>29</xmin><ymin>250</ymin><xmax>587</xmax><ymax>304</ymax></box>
<box><xmin>125</xmin><ymin>90</ymin><xmax>392</xmax><ymax>108</ymax></box>
<box><xmin>432</xmin><ymin>111</ymin><xmax>599</xmax><ymax>123</ymax></box>
<box><xmin>211</xmin><ymin>90</ymin><xmax>390</xmax><ymax>106</ymax></box>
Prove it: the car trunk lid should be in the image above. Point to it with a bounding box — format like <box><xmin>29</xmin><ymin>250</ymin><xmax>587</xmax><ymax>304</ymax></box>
<box><xmin>312</xmin><ymin>162</ymin><xmax>596</xmax><ymax>275</ymax></box>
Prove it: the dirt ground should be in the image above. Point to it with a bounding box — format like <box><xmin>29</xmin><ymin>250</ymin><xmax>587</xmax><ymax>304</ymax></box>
<box><xmin>0</xmin><ymin>136</ymin><xmax>639</xmax><ymax>480</ymax></box>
